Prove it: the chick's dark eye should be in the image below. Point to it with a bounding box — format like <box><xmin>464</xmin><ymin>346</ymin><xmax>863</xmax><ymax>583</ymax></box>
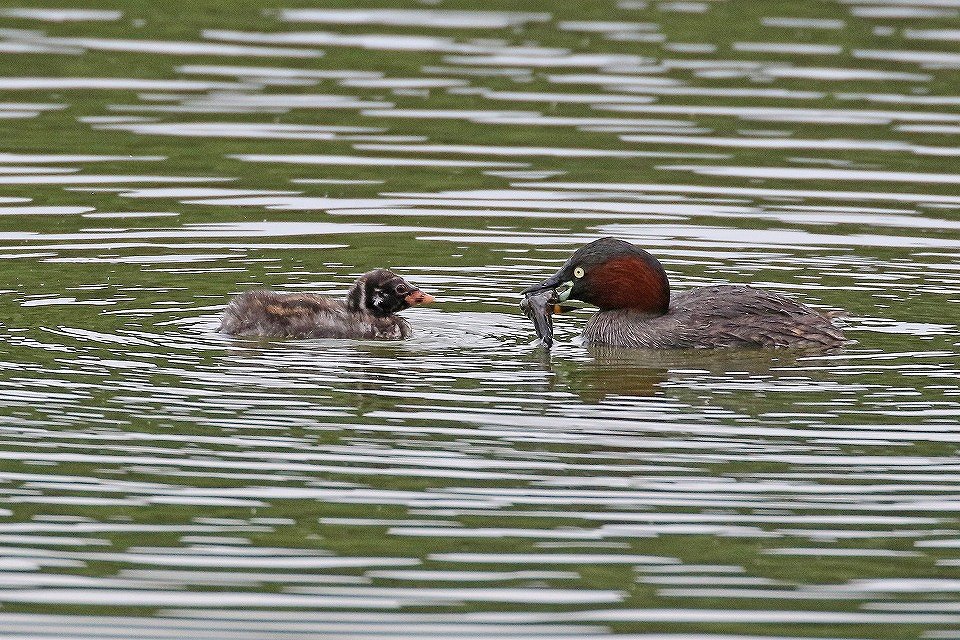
<box><xmin>395</xmin><ymin>284</ymin><xmax>408</xmax><ymax>295</ymax></box>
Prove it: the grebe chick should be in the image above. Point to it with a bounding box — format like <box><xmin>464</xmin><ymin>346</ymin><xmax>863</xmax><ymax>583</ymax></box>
<box><xmin>221</xmin><ymin>269</ymin><xmax>433</xmax><ymax>340</ymax></box>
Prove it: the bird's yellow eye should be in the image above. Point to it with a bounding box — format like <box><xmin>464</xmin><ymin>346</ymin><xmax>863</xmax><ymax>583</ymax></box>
<box><xmin>573</xmin><ymin>267</ymin><xmax>585</xmax><ymax>279</ymax></box>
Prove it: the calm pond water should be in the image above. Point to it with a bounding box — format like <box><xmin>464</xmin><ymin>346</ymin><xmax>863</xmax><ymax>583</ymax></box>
<box><xmin>0</xmin><ymin>1</ymin><xmax>959</xmax><ymax>638</ymax></box>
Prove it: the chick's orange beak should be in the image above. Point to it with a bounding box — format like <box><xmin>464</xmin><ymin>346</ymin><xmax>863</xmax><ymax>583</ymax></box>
<box><xmin>405</xmin><ymin>290</ymin><xmax>434</xmax><ymax>306</ymax></box>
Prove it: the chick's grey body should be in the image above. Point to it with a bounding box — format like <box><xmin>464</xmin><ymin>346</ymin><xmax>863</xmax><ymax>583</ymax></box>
<box><xmin>220</xmin><ymin>269</ymin><xmax>427</xmax><ymax>340</ymax></box>
<box><xmin>220</xmin><ymin>290</ymin><xmax>411</xmax><ymax>340</ymax></box>
<box><xmin>582</xmin><ymin>284</ymin><xmax>844</xmax><ymax>349</ymax></box>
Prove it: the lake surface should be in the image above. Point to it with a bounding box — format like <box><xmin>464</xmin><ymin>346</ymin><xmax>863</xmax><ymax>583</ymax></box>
<box><xmin>0</xmin><ymin>1</ymin><xmax>959</xmax><ymax>638</ymax></box>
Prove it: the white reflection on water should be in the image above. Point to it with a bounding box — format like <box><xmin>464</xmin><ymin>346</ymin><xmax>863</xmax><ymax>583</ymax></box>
<box><xmin>0</xmin><ymin>174</ymin><xmax>231</xmax><ymax>185</ymax></box>
<box><xmin>905</xmin><ymin>28</ymin><xmax>960</xmax><ymax>42</ymax></box>
<box><xmin>517</xmin><ymin>180</ymin><xmax>960</xmax><ymax>205</ymax></box>
<box><xmin>663</xmin><ymin>164</ymin><xmax>960</xmax><ymax>184</ymax></box>
<box><xmin>0</xmin><ymin>78</ymin><xmax>248</xmax><ymax>90</ymax></box>
<box><xmin>851</xmin><ymin>6</ymin><xmax>960</xmax><ymax>19</ymax></box>
<box><xmin>97</xmin><ymin>122</ymin><xmax>421</xmax><ymax>142</ymax></box>
<box><xmin>230</xmin><ymin>153</ymin><xmax>528</xmax><ymax>168</ymax></box>
<box><xmin>761</xmin><ymin>17</ymin><xmax>846</xmax><ymax>29</ymax></box>
<box><xmin>278</xmin><ymin>8</ymin><xmax>552</xmax><ymax>29</ymax></box>
<box><xmin>0</xmin><ymin>152</ymin><xmax>163</xmax><ymax>162</ymax></box>
<box><xmin>598</xmin><ymin>101</ymin><xmax>960</xmax><ymax>123</ymax></box>
<box><xmin>444</xmin><ymin>52</ymin><xmax>650</xmax><ymax>67</ymax></box>
<box><xmin>204</xmin><ymin>29</ymin><xmax>565</xmax><ymax>56</ymax></box>
<box><xmin>0</xmin><ymin>8</ymin><xmax>122</xmax><ymax>22</ymax></box>
<box><xmin>0</xmin><ymin>102</ymin><xmax>63</xmax><ymax>114</ymax></box>
<box><xmin>177</xmin><ymin>64</ymin><xmax>383</xmax><ymax>80</ymax></box>
<box><xmin>353</xmin><ymin>142</ymin><xmax>726</xmax><ymax>160</ymax></box>
<box><xmin>0</xmin><ymin>205</ymin><xmax>93</xmax><ymax>215</ymax></box>
<box><xmin>118</xmin><ymin>188</ymin><xmax>300</xmax><ymax>198</ymax></box>
<box><xmin>731</xmin><ymin>43</ymin><xmax>845</xmax><ymax>56</ymax></box>
<box><xmin>854</xmin><ymin>48</ymin><xmax>960</xmax><ymax>69</ymax></box>
<box><xmin>2</xmin><ymin>32</ymin><xmax>323</xmax><ymax>57</ymax></box>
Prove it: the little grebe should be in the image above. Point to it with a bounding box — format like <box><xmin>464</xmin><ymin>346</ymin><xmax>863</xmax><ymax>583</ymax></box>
<box><xmin>221</xmin><ymin>269</ymin><xmax>433</xmax><ymax>339</ymax></box>
<box><xmin>522</xmin><ymin>238</ymin><xmax>845</xmax><ymax>349</ymax></box>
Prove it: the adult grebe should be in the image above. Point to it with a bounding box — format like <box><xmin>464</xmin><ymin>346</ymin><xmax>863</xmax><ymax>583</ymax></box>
<box><xmin>522</xmin><ymin>238</ymin><xmax>844</xmax><ymax>349</ymax></box>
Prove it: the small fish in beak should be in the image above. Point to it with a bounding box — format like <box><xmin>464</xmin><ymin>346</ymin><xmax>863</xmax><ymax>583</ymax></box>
<box><xmin>521</xmin><ymin>289</ymin><xmax>564</xmax><ymax>348</ymax></box>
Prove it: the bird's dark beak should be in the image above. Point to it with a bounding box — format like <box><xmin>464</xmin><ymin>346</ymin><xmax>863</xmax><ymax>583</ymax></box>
<box><xmin>521</xmin><ymin>271</ymin><xmax>570</xmax><ymax>298</ymax></box>
<box><xmin>404</xmin><ymin>289</ymin><xmax>434</xmax><ymax>306</ymax></box>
